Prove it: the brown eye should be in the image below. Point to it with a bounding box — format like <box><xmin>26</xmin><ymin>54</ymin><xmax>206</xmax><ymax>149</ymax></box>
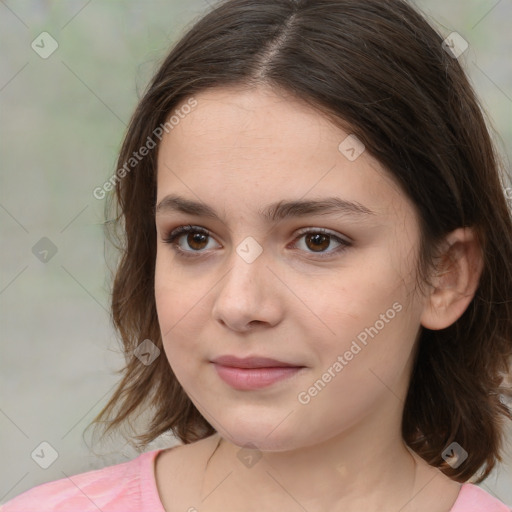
<box><xmin>163</xmin><ymin>225</ymin><xmax>351</xmax><ymax>260</ymax></box>
<box><xmin>304</xmin><ymin>233</ymin><xmax>331</xmax><ymax>252</ymax></box>
<box><xmin>186</xmin><ymin>232</ymin><xmax>209</xmax><ymax>251</ymax></box>
<box><xmin>292</xmin><ymin>228</ymin><xmax>352</xmax><ymax>258</ymax></box>
<box><xmin>162</xmin><ymin>225</ymin><xmax>219</xmax><ymax>258</ymax></box>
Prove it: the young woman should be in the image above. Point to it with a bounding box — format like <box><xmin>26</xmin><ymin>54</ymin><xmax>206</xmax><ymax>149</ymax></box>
<box><xmin>3</xmin><ymin>0</ymin><xmax>511</xmax><ymax>510</ymax></box>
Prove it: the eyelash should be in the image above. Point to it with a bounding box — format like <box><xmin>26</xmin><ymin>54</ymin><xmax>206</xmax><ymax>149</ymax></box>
<box><xmin>161</xmin><ymin>224</ymin><xmax>352</xmax><ymax>260</ymax></box>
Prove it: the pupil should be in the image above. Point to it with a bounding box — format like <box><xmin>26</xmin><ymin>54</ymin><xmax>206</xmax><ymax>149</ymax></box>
<box><xmin>307</xmin><ymin>233</ymin><xmax>329</xmax><ymax>252</ymax></box>
<box><xmin>189</xmin><ymin>233</ymin><xmax>207</xmax><ymax>250</ymax></box>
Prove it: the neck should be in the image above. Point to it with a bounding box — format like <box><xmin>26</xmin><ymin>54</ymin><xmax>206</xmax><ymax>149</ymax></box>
<box><xmin>198</xmin><ymin>399</ymin><xmax>441</xmax><ymax>511</ymax></box>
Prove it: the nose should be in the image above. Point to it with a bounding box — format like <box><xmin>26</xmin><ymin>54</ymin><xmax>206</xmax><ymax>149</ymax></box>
<box><xmin>211</xmin><ymin>244</ymin><xmax>284</xmax><ymax>332</ymax></box>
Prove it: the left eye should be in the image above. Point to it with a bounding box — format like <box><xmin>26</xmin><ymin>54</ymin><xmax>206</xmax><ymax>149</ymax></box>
<box><xmin>162</xmin><ymin>225</ymin><xmax>351</xmax><ymax>258</ymax></box>
<box><xmin>293</xmin><ymin>228</ymin><xmax>351</xmax><ymax>256</ymax></box>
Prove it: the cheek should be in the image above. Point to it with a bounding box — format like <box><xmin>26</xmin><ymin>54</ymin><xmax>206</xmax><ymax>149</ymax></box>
<box><xmin>313</xmin><ymin>246</ymin><xmax>409</xmax><ymax>325</ymax></box>
<box><xmin>154</xmin><ymin>275</ymin><xmax>209</xmax><ymax>394</ymax></box>
<box><xmin>154</xmin><ymin>254</ymin><xmax>207</xmax><ymax>359</ymax></box>
<box><xmin>302</xmin><ymin>244</ymin><xmax>420</xmax><ymax>378</ymax></box>
<box><xmin>295</xmin><ymin>294</ymin><xmax>417</xmax><ymax>434</ymax></box>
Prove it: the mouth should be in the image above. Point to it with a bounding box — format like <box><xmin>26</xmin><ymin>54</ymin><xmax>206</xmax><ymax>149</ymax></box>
<box><xmin>210</xmin><ymin>355</ymin><xmax>307</xmax><ymax>390</ymax></box>
<box><xmin>211</xmin><ymin>355</ymin><xmax>304</xmax><ymax>368</ymax></box>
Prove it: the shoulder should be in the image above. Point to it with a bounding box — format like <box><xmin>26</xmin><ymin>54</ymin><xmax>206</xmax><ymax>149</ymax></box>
<box><xmin>0</xmin><ymin>449</ymin><xmax>166</xmax><ymax>512</ymax></box>
<box><xmin>450</xmin><ymin>483</ymin><xmax>511</xmax><ymax>512</ymax></box>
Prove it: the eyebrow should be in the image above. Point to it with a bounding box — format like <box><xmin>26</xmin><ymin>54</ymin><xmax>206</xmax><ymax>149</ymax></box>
<box><xmin>155</xmin><ymin>194</ymin><xmax>376</xmax><ymax>223</ymax></box>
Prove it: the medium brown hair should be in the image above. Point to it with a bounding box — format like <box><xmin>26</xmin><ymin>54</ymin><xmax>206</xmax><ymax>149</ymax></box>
<box><xmin>87</xmin><ymin>0</ymin><xmax>512</xmax><ymax>483</ymax></box>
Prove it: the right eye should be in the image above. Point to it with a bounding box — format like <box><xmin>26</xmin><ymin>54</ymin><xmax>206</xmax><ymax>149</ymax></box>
<box><xmin>162</xmin><ymin>225</ymin><xmax>220</xmax><ymax>258</ymax></box>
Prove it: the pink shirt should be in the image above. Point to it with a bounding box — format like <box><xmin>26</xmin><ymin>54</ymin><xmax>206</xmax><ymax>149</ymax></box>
<box><xmin>1</xmin><ymin>448</ymin><xmax>510</xmax><ymax>511</ymax></box>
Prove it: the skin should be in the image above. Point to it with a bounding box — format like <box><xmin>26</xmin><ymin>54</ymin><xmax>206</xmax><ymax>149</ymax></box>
<box><xmin>153</xmin><ymin>85</ymin><xmax>483</xmax><ymax>512</ymax></box>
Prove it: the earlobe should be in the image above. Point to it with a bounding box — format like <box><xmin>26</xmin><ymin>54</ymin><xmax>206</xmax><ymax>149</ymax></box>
<box><xmin>420</xmin><ymin>228</ymin><xmax>484</xmax><ymax>331</ymax></box>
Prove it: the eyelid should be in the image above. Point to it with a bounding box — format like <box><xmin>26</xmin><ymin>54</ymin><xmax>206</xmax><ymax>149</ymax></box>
<box><xmin>293</xmin><ymin>226</ymin><xmax>352</xmax><ymax>244</ymax></box>
<box><xmin>161</xmin><ymin>224</ymin><xmax>352</xmax><ymax>259</ymax></box>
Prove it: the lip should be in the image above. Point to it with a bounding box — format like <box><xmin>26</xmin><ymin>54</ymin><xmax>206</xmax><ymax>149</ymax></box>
<box><xmin>210</xmin><ymin>355</ymin><xmax>306</xmax><ymax>390</ymax></box>
<box><xmin>212</xmin><ymin>364</ymin><xmax>305</xmax><ymax>390</ymax></box>
<box><xmin>211</xmin><ymin>355</ymin><xmax>302</xmax><ymax>368</ymax></box>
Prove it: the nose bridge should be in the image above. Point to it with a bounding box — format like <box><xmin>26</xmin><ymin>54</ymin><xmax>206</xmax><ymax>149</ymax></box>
<box><xmin>221</xmin><ymin>235</ymin><xmax>267</xmax><ymax>298</ymax></box>
<box><xmin>212</xmin><ymin>236</ymin><xmax>279</xmax><ymax>329</ymax></box>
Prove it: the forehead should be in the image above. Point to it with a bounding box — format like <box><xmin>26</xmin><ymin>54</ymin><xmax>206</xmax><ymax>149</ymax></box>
<box><xmin>155</xmin><ymin>85</ymin><xmax>410</xmax><ymax>223</ymax></box>
<box><xmin>160</xmin><ymin>85</ymin><xmax>351</xmax><ymax>166</ymax></box>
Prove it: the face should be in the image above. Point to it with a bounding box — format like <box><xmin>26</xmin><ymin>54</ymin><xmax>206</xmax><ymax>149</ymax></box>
<box><xmin>154</xmin><ymin>85</ymin><xmax>427</xmax><ymax>452</ymax></box>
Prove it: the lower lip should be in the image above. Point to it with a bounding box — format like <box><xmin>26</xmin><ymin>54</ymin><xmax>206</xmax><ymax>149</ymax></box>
<box><xmin>212</xmin><ymin>363</ymin><xmax>304</xmax><ymax>390</ymax></box>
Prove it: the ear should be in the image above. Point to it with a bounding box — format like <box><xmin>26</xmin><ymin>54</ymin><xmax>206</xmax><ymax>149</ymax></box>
<box><xmin>420</xmin><ymin>227</ymin><xmax>484</xmax><ymax>330</ymax></box>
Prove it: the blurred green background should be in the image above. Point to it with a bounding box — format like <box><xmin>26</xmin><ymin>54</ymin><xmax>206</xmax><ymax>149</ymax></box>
<box><xmin>1</xmin><ymin>0</ymin><xmax>511</xmax><ymax>506</ymax></box>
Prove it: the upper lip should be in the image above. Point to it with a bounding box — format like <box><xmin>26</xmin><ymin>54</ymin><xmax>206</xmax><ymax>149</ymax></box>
<box><xmin>211</xmin><ymin>355</ymin><xmax>304</xmax><ymax>368</ymax></box>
